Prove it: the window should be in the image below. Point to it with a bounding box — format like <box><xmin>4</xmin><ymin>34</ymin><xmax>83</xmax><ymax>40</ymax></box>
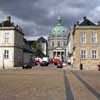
<box><xmin>4</xmin><ymin>33</ymin><xmax>9</xmax><ymax>43</ymax></box>
<box><xmin>92</xmin><ymin>50</ymin><xmax>97</xmax><ymax>59</ymax></box>
<box><xmin>4</xmin><ymin>50</ymin><xmax>9</xmax><ymax>59</ymax></box>
<box><xmin>58</xmin><ymin>41</ymin><xmax>60</xmax><ymax>47</ymax></box>
<box><xmin>64</xmin><ymin>41</ymin><xmax>66</xmax><ymax>46</ymax></box>
<box><xmin>91</xmin><ymin>32</ymin><xmax>97</xmax><ymax>43</ymax></box>
<box><xmin>80</xmin><ymin>50</ymin><xmax>86</xmax><ymax>59</ymax></box>
<box><xmin>61</xmin><ymin>42</ymin><xmax>63</xmax><ymax>47</ymax></box>
<box><xmin>52</xmin><ymin>41</ymin><xmax>54</xmax><ymax>47</ymax></box>
<box><xmin>50</xmin><ymin>42</ymin><xmax>52</xmax><ymax>47</ymax></box>
<box><xmin>80</xmin><ymin>32</ymin><xmax>86</xmax><ymax>44</ymax></box>
<box><xmin>57</xmin><ymin>52</ymin><xmax>60</xmax><ymax>57</ymax></box>
<box><xmin>53</xmin><ymin>52</ymin><xmax>56</xmax><ymax>57</ymax></box>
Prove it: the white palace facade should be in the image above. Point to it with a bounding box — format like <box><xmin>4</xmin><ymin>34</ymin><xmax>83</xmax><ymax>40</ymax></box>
<box><xmin>0</xmin><ymin>16</ymin><xmax>33</xmax><ymax>69</ymax></box>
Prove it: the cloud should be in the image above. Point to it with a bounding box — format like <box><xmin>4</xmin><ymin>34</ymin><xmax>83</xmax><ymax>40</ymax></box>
<box><xmin>89</xmin><ymin>6</ymin><xmax>100</xmax><ymax>22</ymax></box>
<box><xmin>0</xmin><ymin>0</ymin><xmax>99</xmax><ymax>37</ymax></box>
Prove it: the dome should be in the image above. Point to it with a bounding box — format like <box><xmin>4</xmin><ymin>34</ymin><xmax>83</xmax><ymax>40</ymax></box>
<box><xmin>49</xmin><ymin>16</ymin><xmax>66</xmax><ymax>37</ymax></box>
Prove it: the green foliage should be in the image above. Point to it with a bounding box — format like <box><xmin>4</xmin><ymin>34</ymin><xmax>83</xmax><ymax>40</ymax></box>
<box><xmin>31</xmin><ymin>41</ymin><xmax>44</xmax><ymax>57</ymax></box>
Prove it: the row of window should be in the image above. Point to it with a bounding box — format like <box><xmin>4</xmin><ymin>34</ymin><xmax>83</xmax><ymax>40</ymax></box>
<box><xmin>80</xmin><ymin>32</ymin><xmax>97</xmax><ymax>44</ymax></box>
<box><xmin>80</xmin><ymin>50</ymin><xmax>97</xmax><ymax>59</ymax></box>
<box><xmin>51</xmin><ymin>41</ymin><xmax>66</xmax><ymax>47</ymax></box>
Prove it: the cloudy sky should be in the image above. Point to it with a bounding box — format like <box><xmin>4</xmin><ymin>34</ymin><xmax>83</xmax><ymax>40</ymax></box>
<box><xmin>0</xmin><ymin>0</ymin><xmax>100</xmax><ymax>37</ymax></box>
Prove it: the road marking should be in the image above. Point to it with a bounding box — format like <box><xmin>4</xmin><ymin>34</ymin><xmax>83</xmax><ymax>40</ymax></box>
<box><xmin>72</xmin><ymin>71</ymin><xmax>100</xmax><ymax>100</ymax></box>
<box><xmin>63</xmin><ymin>70</ymin><xmax>74</xmax><ymax>100</ymax></box>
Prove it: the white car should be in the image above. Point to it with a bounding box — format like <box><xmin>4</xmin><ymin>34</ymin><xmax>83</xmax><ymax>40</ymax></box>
<box><xmin>42</xmin><ymin>57</ymin><xmax>49</xmax><ymax>62</ymax></box>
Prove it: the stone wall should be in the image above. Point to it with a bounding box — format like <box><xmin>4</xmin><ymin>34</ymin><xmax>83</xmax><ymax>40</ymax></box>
<box><xmin>73</xmin><ymin>26</ymin><xmax>100</xmax><ymax>70</ymax></box>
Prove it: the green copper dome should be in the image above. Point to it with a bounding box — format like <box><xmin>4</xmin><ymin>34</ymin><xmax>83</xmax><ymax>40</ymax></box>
<box><xmin>49</xmin><ymin>16</ymin><xmax>66</xmax><ymax>37</ymax></box>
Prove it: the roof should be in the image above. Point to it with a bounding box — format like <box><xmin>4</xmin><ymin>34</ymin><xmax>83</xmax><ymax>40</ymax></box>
<box><xmin>49</xmin><ymin>16</ymin><xmax>67</xmax><ymax>37</ymax></box>
<box><xmin>79</xmin><ymin>17</ymin><xmax>96</xmax><ymax>26</ymax></box>
<box><xmin>24</xmin><ymin>36</ymin><xmax>47</xmax><ymax>41</ymax></box>
<box><xmin>23</xmin><ymin>38</ymin><xmax>34</xmax><ymax>53</ymax></box>
<box><xmin>38</xmin><ymin>37</ymin><xmax>47</xmax><ymax>42</ymax></box>
<box><xmin>0</xmin><ymin>16</ymin><xmax>14</xmax><ymax>27</ymax></box>
<box><xmin>0</xmin><ymin>16</ymin><xmax>23</xmax><ymax>34</ymax></box>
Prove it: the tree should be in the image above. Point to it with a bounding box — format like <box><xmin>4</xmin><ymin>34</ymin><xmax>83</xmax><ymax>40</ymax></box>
<box><xmin>31</xmin><ymin>41</ymin><xmax>44</xmax><ymax>57</ymax></box>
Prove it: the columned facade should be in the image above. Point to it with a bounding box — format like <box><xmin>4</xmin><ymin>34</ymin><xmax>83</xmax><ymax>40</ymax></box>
<box><xmin>48</xmin><ymin>16</ymin><xmax>67</xmax><ymax>62</ymax></box>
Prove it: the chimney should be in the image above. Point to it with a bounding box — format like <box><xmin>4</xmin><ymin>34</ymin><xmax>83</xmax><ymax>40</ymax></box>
<box><xmin>77</xmin><ymin>21</ymin><xmax>79</xmax><ymax>25</ymax></box>
<box><xmin>97</xmin><ymin>21</ymin><xmax>100</xmax><ymax>25</ymax></box>
<box><xmin>83</xmin><ymin>16</ymin><xmax>87</xmax><ymax>20</ymax></box>
<box><xmin>74</xmin><ymin>24</ymin><xmax>76</xmax><ymax>27</ymax></box>
<box><xmin>7</xmin><ymin>16</ymin><xmax>11</xmax><ymax>23</ymax></box>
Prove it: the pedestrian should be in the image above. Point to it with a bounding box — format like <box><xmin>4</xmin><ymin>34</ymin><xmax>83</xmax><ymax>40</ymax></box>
<box><xmin>97</xmin><ymin>63</ymin><xmax>100</xmax><ymax>71</ymax></box>
<box><xmin>80</xmin><ymin>63</ymin><xmax>83</xmax><ymax>70</ymax></box>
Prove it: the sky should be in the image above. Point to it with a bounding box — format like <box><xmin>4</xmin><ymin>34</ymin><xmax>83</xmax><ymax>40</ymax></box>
<box><xmin>0</xmin><ymin>0</ymin><xmax>100</xmax><ymax>38</ymax></box>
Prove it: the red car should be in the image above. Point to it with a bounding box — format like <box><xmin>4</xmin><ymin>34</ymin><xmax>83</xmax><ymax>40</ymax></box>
<box><xmin>34</xmin><ymin>57</ymin><xmax>41</xmax><ymax>65</ymax></box>
<box><xmin>35</xmin><ymin>60</ymin><xmax>40</xmax><ymax>65</ymax></box>
<box><xmin>53</xmin><ymin>58</ymin><xmax>61</xmax><ymax>65</ymax></box>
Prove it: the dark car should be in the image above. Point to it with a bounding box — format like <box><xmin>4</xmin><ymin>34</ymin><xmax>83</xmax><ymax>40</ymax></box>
<box><xmin>22</xmin><ymin>63</ymin><xmax>33</xmax><ymax>69</ymax></box>
<box><xmin>57</xmin><ymin>62</ymin><xmax>63</xmax><ymax>68</ymax></box>
<box><xmin>40</xmin><ymin>61</ymin><xmax>48</xmax><ymax>66</ymax></box>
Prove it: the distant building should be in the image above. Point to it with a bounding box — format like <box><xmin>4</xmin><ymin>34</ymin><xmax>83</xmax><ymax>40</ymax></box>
<box><xmin>27</xmin><ymin>36</ymin><xmax>48</xmax><ymax>56</ymax></box>
<box><xmin>48</xmin><ymin>16</ymin><xmax>67</xmax><ymax>61</ymax></box>
<box><xmin>23</xmin><ymin>39</ymin><xmax>33</xmax><ymax>64</ymax></box>
<box><xmin>67</xmin><ymin>17</ymin><xmax>100</xmax><ymax>70</ymax></box>
<box><xmin>66</xmin><ymin>27</ymin><xmax>74</xmax><ymax>65</ymax></box>
<box><xmin>38</xmin><ymin>37</ymin><xmax>48</xmax><ymax>56</ymax></box>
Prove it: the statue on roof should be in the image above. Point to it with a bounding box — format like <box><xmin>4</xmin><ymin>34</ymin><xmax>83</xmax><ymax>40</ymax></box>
<box><xmin>56</xmin><ymin>16</ymin><xmax>63</xmax><ymax>26</ymax></box>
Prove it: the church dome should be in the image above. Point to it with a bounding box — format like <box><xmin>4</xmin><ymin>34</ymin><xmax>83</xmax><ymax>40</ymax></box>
<box><xmin>49</xmin><ymin>16</ymin><xmax>66</xmax><ymax>37</ymax></box>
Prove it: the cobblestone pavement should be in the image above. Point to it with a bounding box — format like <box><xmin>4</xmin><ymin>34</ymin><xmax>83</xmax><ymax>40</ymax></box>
<box><xmin>70</xmin><ymin>70</ymin><xmax>100</xmax><ymax>100</ymax></box>
<box><xmin>0</xmin><ymin>66</ymin><xmax>66</xmax><ymax>100</ymax></box>
<box><xmin>0</xmin><ymin>66</ymin><xmax>100</xmax><ymax>100</ymax></box>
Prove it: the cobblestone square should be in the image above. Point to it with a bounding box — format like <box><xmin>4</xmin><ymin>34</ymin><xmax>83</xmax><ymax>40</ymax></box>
<box><xmin>0</xmin><ymin>67</ymin><xmax>100</xmax><ymax>100</ymax></box>
<box><xmin>0</xmin><ymin>67</ymin><xmax>66</xmax><ymax>100</ymax></box>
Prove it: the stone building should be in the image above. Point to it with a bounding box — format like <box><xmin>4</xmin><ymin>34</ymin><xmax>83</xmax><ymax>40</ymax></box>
<box><xmin>67</xmin><ymin>17</ymin><xmax>100</xmax><ymax>70</ymax></box>
<box><xmin>66</xmin><ymin>27</ymin><xmax>74</xmax><ymax>65</ymax></box>
<box><xmin>23</xmin><ymin>39</ymin><xmax>33</xmax><ymax>64</ymax></box>
<box><xmin>26</xmin><ymin>36</ymin><xmax>48</xmax><ymax>56</ymax></box>
<box><xmin>0</xmin><ymin>16</ymin><xmax>24</xmax><ymax>69</ymax></box>
<box><xmin>38</xmin><ymin>37</ymin><xmax>48</xmax><ymax>56</ymax></box>
<box><xmin>48</xmin><ymin>16</ymin><xmax>67</xmax><ymax>61</ymax></box>
<box><xmin>0</xmin><ymin>16</ymin><xmax>33</xmax><ymax>69</ymax></box>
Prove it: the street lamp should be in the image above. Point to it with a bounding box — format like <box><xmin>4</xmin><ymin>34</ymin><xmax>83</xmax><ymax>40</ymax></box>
<box><xmin>3</xmin><ymin>52</ymin><xmax>4</xmax><ymax>70</ymax></box>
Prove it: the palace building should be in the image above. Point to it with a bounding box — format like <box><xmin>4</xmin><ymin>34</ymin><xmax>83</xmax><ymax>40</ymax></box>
<box><xmin>0</xmin><ymin>16</ymin><xmax>33</xmax><ymax>69</ymax></box>
<box><xmin>48</xmin><ymin>16</ymin><xmax>67</xmax><ymax>61</ymax></box>
<box><xmin>67</xmin><ymin>17</ymin><xmax>100</xmax><ymax>70</ymax></box>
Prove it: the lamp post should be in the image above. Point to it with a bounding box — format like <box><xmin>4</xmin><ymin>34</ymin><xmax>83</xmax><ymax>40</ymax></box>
<box><xmin>3</xmin><ymin>52</ymin><xmax>5</xmax><ymax>70</ymax></box>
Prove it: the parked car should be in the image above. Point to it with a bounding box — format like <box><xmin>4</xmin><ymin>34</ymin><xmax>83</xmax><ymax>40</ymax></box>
<box><xmin>53</xmin><ymin>58</ymin><xmax>61</xmax><ymax>65</ymax></box>
<box><xmin>22</xmin><ymin>63</ymin><xmax>33</xmax><ymax>69</ymax></box>
<box><xmin>34</xmin><ymin>57</ymin><xmax>41</xmax><ymax>65</ymax></box>
<box><xmin>42</xmin><ymin>57</ymin><xmax>49</xmax><ymax>63</ymax></box>
<box><xmin>34</xmin><ymin>60</ymin><xmax>40</xmax><ymax>65</ymax></box>
<box><xmin>40</xmin><ymin>61</ymin><xmax>49</xmax><ymax>66</ymax></box>
<box><xmin>57</xmin><ymin>61</ymin><xmax>63</xmax><ymax>68</ymax></box>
